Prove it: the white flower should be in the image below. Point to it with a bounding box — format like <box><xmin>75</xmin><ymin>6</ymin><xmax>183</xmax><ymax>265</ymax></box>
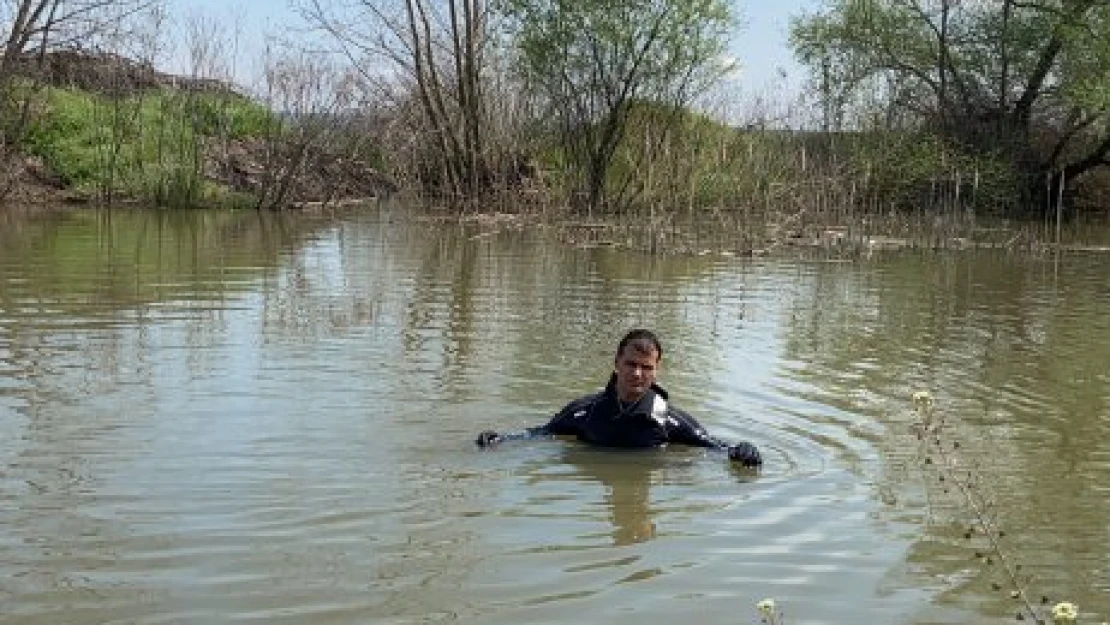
<box><xmin>757</xmin><ymin>598</ymin><xmax>776</xmax><ymax>617</ymax></box>
<box><xmin>1052</xmin><ymin>602</ymin><xmax>1078</xmax><ymax>623</ymax></box>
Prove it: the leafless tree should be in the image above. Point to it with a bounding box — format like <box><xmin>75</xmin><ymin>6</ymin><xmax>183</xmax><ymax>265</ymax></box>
<box><xmin>254</xmin><ymin>47</ymin><xmax>364</xmax><ymax>210</ymax></box>
<box><xmin>298</xmin><ymin>0</ymin><xmax>522</xmax><ymax>203</ymax></box>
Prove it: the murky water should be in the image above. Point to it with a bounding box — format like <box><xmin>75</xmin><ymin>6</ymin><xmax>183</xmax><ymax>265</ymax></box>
<box><xmin>1</xmin><ymin>206</ymin><xmax>1107</xmax><ymax>625</ymax></box>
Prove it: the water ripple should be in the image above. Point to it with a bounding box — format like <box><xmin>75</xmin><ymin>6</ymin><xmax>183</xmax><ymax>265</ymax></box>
<box><xmin>2</xmin><ymin>211</ymin><xmax>1109</xmax><ymax>624</ymax></box>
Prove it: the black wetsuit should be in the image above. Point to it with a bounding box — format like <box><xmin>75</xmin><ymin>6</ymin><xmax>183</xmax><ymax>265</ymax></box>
<box><xmin>476</xmin><ymin>375</ymin><xmax>762</xmax><ymax>465</ymax></box>
<box><xmin>525</xmin><ymin>375</ymin><xmax>733</xmax><ymax>450</ymax></box>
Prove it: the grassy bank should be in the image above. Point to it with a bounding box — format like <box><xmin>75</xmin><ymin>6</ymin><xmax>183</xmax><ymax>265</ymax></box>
<box><xmin>485</xmin><ymin>103</ymin><xmax>1038</xmax><ymax>254</ymax></box>
<box><xmin>6</xmin><ymin>80</ymin><xmax>1090</xmax><ymax>257</ymax></box>
<box><xmin>584</xmin><ymin>103</ymin><xmax>1020</xmax><ymax>218</ymax></box>
<box><xmin>22</xmin><ymin>85</ymin><xmax>273</xmax><ymax>209</ymax></box>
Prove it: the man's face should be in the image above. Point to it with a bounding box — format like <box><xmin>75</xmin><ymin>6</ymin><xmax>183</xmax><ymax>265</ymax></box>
<box><xmin>613</xmin><ymin>343</ymin><xmax>660</xmax><ymax>402</ymax></box>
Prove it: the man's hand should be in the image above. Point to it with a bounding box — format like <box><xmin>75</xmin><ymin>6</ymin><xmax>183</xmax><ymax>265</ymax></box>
<box><xmin>475</xmin><ymin>430</ymin><xmax>503</xmax><ymax>447</ymax></box>
<box><xmin>728</xmin><ymin>441</ymin><xmax>762</xmax><ymax>467</ymax></box>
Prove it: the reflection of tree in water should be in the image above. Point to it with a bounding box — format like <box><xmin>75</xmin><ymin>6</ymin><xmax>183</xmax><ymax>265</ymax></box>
<box><xmin>0</xmin><ymin>208</ymin><xmax>357</xmax><ymax>609</ymax></box>
<box><xmin>397</xmin><ymin>223</ymin><xmax>731</xmax><ymax>405</ymax></box>
<box><xmin>0</xmin><ymin>208</ymin><xmax>346</xmax><ymax>393</ymax></box>
<box><xmin>0</xmin><ymin>208</ymin><xmax>360</xmax><ymax>554</ymax></box>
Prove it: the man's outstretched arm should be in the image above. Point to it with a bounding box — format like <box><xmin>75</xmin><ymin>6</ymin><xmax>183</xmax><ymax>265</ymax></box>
<box><xmin>474</xmin><ymin>425</ymin><xmax>551</xmax><ymax>446</ymax></box>
<box><xmin>474</xmin><ymin>395</ymin><xmax>594</xmax><ymax>447</ymax></box>
<box><xmin>666</xmin><ymin>407</ymin><xmax>762</xmax><ymax>467</ymax></box>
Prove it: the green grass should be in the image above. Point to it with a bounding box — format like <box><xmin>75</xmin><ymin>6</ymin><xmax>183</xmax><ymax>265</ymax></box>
<box><xmin>581</xmin><ymin>99</ymin><xmax>1022</xmax><ymax>215</ymax></box>
<box><xmin>22</xmin><ymin>86</ymin><xmax>279</xmax><ymax>207</ymax></box>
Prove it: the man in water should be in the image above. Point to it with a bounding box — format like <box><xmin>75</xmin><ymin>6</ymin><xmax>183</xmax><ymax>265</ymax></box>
<box><xmin>475</xmin><ymin>329</ymin><xmax>762</xmax><ymax>467</ymax></box>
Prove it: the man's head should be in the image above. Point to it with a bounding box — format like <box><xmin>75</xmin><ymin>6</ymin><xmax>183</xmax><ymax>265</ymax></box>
<box><xmin>613</xmin><ymin>329</ymin><xmax>663</xmax><ymax>403</ymax></box>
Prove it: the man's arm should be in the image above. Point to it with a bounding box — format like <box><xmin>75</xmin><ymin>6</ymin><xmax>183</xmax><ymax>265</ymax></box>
<box><xmin>475</xmin><ymin>395</ymin><xmax>594</xmax><ymax>447</ymax></box>
<box><xmin>666</xmin><ymin>407</ymin><xmax>762</xmax><ymax>467</ymax></box>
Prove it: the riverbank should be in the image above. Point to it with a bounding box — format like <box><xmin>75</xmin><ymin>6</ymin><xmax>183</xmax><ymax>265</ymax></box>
<box><xmin>3</xmin><ymin>51</ymin><xmax>397</xmax><ymax>211</ymax></box>
<box><xmin>3</xmin><ymin>49</ymin><xmax>1106</xmax><ymax>254</ymax></box>
<box><xmin>9</xmin><ymin>169</ymin><xmax>1108</xmax><ymax>257</ymax></box>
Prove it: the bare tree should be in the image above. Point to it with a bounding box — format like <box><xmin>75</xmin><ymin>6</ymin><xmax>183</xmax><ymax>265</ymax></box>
<box><xmin>1</xmin><ymin>0</ymin><xmax>161</xmax><ymax>103</ymax></box>
<box><xmin>298</xmin><ymin>0</ymin><xmax>503</xmax><ymax>202</ymax></box>
<box><xmin>254</xmin><ymin>48</ymin><xmax>363</xmax><ymax>210</ymax></box>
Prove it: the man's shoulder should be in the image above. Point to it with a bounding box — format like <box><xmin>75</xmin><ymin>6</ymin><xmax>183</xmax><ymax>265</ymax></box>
<box><xmin>543</xmin><ymin>392</ymin><xmax>600</xmax><ymax>431</ymax></box>
<box><xmin>665</xmin><ymin>402</ymin><xmax>703</xmax><ymax>429</ymax></box>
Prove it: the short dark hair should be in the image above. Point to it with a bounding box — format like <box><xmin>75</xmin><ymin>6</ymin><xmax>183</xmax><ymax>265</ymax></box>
<box><xmin>616</xmin><ymin>328</ymin><xmax>663</xmax><ymax>359</ymax></box>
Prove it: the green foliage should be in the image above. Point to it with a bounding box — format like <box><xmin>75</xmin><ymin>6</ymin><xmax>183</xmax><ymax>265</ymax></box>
<box><xmin>505</xmin><ymin>0</ymin><xmax>734</xmax><ymax>211</ymax></box>
<box><xmin>840</xmin><ymin>131</ymin><xmax>1019</xmax><ymax>209</ymax></box>
<box><xmin>186</xmin><ymin>92</ymin><xmax>279</xmax><ymax>139</ymax></box>
<box><xmin>22</xmin><ymin>88</ymin><xmax>107</xmax><ymax>185</ymax></box>
<box><xmin>586</xmin><ymin>96</ymin><xmax>1020</xmax><ymax>215</ymax></box>
<box><xmin>790</xmin><ymin>0</ymin><xmax>1110</xmax><ymax>211</ymax></box>
<box><xmin>22</xmin><ymin>86</ymin><xmax>278</xmax><ymax>207</ymax></box>
<box><xmin>606</xmin><ymin>101</ymin><xmax>737</xmax><ymax>204</ymax></box>
<box><xmin>509</xmin><ymin>0</ymin><xmax>731</xmax><ymax>96</ymax></box>
<box><xmin>789</xmin><ymin>0</ymin><xmax>1097</xmax><ymax>114</ymax></box>
<box><xmin>1057</xmin><ymin>9</ymin><xmax>1110</xmax><ymax>113</ymax></box>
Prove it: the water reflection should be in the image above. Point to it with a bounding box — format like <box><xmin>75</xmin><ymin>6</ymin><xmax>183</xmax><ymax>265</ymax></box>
<box><xmin>777</xmin><ymin>251</ymin><xmax>1110</xmax><ymax>622</ymax></box>
<box><xmin>550</xmin><ymin>448</ymin><xmax>660</xmax><ymax>546</ymax></box>
<box><xmin>1</xmin><ymin>206</ymin><xmax>1109</xmax><ymax>625</ymax></box>
<box><xmin>553</xmin><ymin>446</ymin><xmax>762</xmax><ymax>547</ymax></box>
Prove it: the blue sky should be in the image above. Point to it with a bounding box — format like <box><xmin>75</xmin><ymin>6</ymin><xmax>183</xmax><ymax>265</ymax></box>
<box><xmin>165</xmin><ymin>0</ymin><xmax>819</xmax><ymax>92</ymax></box>
<box><xmin>731</xmin><ymin>0</ymin><xmax>821</xmax><ymax>89</ymax></box>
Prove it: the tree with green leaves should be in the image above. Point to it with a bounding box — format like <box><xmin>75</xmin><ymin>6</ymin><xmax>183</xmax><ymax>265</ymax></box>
<box><xmin>791</xmin><ymin>0</ymin><xmax>1110</xmax><ymax>211</ymax></box>
<box><xmin>506</xmin><ymin>0</ymin><xmax>732</xmax><ymax>214</ymax></box>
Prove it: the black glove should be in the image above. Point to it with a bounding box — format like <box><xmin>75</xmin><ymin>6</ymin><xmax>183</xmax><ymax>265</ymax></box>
<box><xmin>475</xmin><ymin>430</ymin><xmax>503</xmax><ymax>447</ymax></box>
<box><xmin>728</xmin><ymin>441</ymin><xmax>762</xmax><ymax>467</ymax></box>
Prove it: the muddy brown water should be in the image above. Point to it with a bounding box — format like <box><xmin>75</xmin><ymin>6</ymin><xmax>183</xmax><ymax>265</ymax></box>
<box><xmin>1</xmin><ymin>206</ymin><xmax>1108</xmax><ymax>625</ymax></box>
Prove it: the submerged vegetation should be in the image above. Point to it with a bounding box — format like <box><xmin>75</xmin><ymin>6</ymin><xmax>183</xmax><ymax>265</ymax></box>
<box><xmin>908</xmin><ymin>392</ymin><xmax>1100</xmax><ymax>625</ymax></box>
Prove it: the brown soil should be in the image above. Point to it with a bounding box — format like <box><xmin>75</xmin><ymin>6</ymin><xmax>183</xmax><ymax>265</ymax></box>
<box><xmin>2</xmin><ymin>153</ymin><xmax>87</xmax><ymax>207</ymax></box>
<box><xmin>207</xmin><ymin>139</ymin><xmax>397</xmax><ymax>209</ymax></box>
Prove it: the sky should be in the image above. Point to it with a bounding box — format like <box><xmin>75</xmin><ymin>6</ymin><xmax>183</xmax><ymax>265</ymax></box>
<box><xmin>164</xmin><ymin>0</ymin><xmax>820</xmax><ymax>97</ymax></box>
<box><xmin>730</xmin><ymin>0</ymin><xmax>822</xmax><ymax>91</ymax></box>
